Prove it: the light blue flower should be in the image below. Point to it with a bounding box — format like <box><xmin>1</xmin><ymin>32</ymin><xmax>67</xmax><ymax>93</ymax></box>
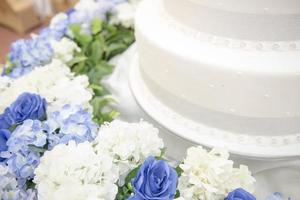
<box><xmin>5</xmin><ymin>120</ymin><xmax>47</xmax><ymax>180</ymax></box>
<box><xmin>8</xmin><ymin>37</ymin><xmax>53</xmax><ymax>78</ymax></box>
<box><xmin>265</xmin><ymin>192</ymin><xmax>292</xmax><ymax>200</ymax></box>
<box><xmin>0</xmin><ymin>163</ymin><xmax>36</xmax><ymax>200</ymax></box>
<box><xmin>45</xmin><ymin>104</ymin><xmax>98</xmax><ymax>149</ymax></box>
<box><xmin>39</xmin><ymin>14</ymin><xmax>69</xmax><ymax>41</ymax></box>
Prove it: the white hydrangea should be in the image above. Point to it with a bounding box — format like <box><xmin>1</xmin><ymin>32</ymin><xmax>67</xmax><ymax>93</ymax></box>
<box><xmin>93</xmin><ymin>120</ymin><xmax>164</xmax><ymax>183</ymax></box>
<box><xmin>177</xmin><ymin>146</ymin><xmax>255</xmax><ymax>200</ymax></box>
<box><xmin>34</xmin><ymin>141</ymin><xmax>119</xmax><ymax>200</ymax></box>
<box><xmin>110</xmin><ymin>0</ymin><xmax>141</xmax><ymax>28</ymax></box>
<box><xmin>52</xmin><ymin>37</ymin><xmax>81</xmax><ymax>63</ymax></box>
<box><xmin>75</xmin><ymin>0</ymin><xmax>111</xmax><ymax>11</ymax></box>
<box><xmin>0</xmin><ymin>59</ymin><xmax>93</xmax><ymax>113</ymax></box>
<box><xmin>0</xmin><ymin>76</ymin><xmax>12</xmax><ymax>93</ymax></box>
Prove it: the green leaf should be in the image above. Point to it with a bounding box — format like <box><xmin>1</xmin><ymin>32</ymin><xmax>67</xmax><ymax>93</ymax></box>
<box><xmin>89</xmin><ymin>40</ymin><xmax>104</xmax><ymax>64</ymax></box>
<box><xmin>67</xmin><ymin>56</ymin><xmax>87</xmax><ymax>67</ymax></box>
<box><xmin>156</xmin><ymin>147</ymin><xmax>167</xmax><ymax>159</ymax></box>
<box><xmin>71</xmin><ymin>61</ymin><xmax>87</xmax><ymax>75</ymax></box>
<box><xmin>108</xmin><ymin>110</ymin><xmax>120</xmax><ymax>119</ymax></box>
<box><xmin>175</xmin><ymin>165</ymin><xmax>183</xmax><ymax>177</ymax></box>
<box><xmin>87</xmin><ymin>62</ymin><xmax>113</xmax><ymax>84</ymax></box>
<box><xmin>89</xmin><ymin>84</ymin><xmax>104</xmax><ymax>93</ymax></box>
<box><xmin>125</xmin><ymin>166</ymin><xmax>140</xmax><ymax>184</ymax></box>
<box><xmin>9</xmin><ymin>124</ymin><xmax>17</xmax><ymax>132</ymax></box>
<box><xmin>26</xmin><ymin>180</ymin><xmax>36</xmax><ymax>190</ymax></box>
<box><xmin>91</xmin><ymin>18</ymin><xmax>103</xmax><ymax>35</ymax></box>
<box><xmin>116</xmin><ymin>166</ymin><xmax>141</xmax><ymax>199</ymax></box>
<box><xmin>69</xmin><ymin>24</ymin><xmax>81</xmax><ymax>35</ymax></box>
<box><xmin>106</xmin><ymin>42</ymin><xmax>127</xmax><ymax>60</ymax></box>
<box><xmin>28</xmin><ymin>145</ymin><xmax>47</xmax><ymax>153</ymax></box>
<box><xmin>90</xmin><ymin>96</ymin><xmax>118</xmax><ymax>123</ymax></box>
<box><xmin>69</xmin><ymin>24</ymin><xmax>92</xmax><ymax>47</ymax></box>
<box><xmin>175</xmin><ymin>190</ymin><xmax>181</xmax><ymax>198</ymax></box>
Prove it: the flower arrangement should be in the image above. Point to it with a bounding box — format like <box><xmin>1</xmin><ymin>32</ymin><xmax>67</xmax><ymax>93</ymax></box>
<box><xmin>0</xmin><ymin>0</ymin><xmax>291</xmax><ymax>199</ymax></box>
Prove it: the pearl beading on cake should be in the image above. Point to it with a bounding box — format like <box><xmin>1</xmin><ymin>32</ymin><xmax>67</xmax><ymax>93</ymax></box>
<box><xmin>132</xmin><ymin>62</ymin><xmax>300</xmax><ymax>148</ymax></box>
<box><xmin>161</xmin><ymin>7</ymin><xmax>300</xmax><ymax>52</ymax></box>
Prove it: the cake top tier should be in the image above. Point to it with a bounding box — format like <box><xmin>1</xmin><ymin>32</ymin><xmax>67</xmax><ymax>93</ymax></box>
<box><xmin>170</xmin><ymin>0</ymin><xmax>300</xmax><ymax>14</ymax></box>
<box><xmin>164</xmin><ymin>0</ymin><xmax>300</xmax><ymax>41</ymax></box>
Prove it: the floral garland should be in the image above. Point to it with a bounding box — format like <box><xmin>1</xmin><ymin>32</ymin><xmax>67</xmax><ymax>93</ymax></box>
<box><xmin>0</xmin><ymin>0</ymin><xmax>292</xmax><ymax>200</ymax></box>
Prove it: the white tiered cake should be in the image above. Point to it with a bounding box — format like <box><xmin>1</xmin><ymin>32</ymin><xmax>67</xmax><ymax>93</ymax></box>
<box><xmin>130</xmin><ymin>0</ymin><xmax>300</xmax><ymax>158</ymax></box>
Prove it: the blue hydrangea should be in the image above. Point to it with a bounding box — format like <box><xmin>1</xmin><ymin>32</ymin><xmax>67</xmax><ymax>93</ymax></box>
<box><xmin>4</xmin><ymin>120</ymin><xmax>47</xmax><ymax>181</ymax></box>
<box><xmin>265</xmin><ymin>193</ymin><xmax>292</xmax><ymax>200</ymax></box>
<box><xmin>0</xmin><ymin>164</ymin><xmax>36</xmax><ymax>200</ymax></box>
<box><xmin>67</xmin><ymin>0</ymin><xmax>122</xmax><ymax>35</ymax></box>
<box><xmin>2</xmin><ymin>103</ymin><xmax>98</xmax><ymax>182</ymax></box>
<box><xmin>44</xmin><ymin>104</ymin><xmax>98</xmax><ymax>149</ymax></box>
<box><xmin>40</xmin><ymin>0</ymin><xmax>117</xmax><ymax>39</ymax></box>
<box><xmin>8</xmin><ymin>37</ymin><xmax>53</xmax><ymax>78</ymax></box>
<box><xmin>39</xmin><ymin>13</ymin><xmax>70</xmax><ymax>41</ymax></box>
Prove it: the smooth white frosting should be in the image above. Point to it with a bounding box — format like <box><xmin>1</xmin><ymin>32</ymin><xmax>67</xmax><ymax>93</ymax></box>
<box><xmin>165</xmin><ymin>0</ymin><xmax>300</xmax><ymax>15</ymax></box>
<box><xmin>164</xmin><ymin>0</ymin><xmax>300</xmax><ymax>41</ymax></box>
<box><xmin>134</xmin><ymin>0</ymin><xmax>300</xmax><ymax>140</ymax></box>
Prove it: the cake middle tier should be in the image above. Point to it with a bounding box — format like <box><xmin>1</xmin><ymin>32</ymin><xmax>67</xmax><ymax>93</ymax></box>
<box><xmin>135</xmin><ymin>0</ymin><xmax>300</xmax><ymax>136</ymax></box>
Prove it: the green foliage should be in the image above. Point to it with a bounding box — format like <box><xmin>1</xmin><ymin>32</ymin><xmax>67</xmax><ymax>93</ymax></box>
<box><xmin>116</xmin><ymin>166</ymin><xmax>141</xmax><ymax>200</ymax></box>
<box><xmin>2</xmin><ymin>58</ymin><xmax>14</xmax><ymax>76</ymax></box>
<box><xmin>68</xmin><ymin>19</ymin><xmax>135</xmax><ymax>124</ymax></box>
<box><xmin>174</xmin><ymin>165</ymin><xmax>183</xmax><ymax>198</ymax></box>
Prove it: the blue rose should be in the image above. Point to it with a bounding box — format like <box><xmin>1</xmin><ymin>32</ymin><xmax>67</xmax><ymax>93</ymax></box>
<box><xmin>9</xmin><ymin>93</ymin><xmax>47</xmax><ymax>124</ymax></box>
<box><xmin>129</xmin><ymin>156</ymin><xmax>178</xmax><ymax>200</ymax></box>
<box><xmin>0</xmin><ymin>129</ymin><xmax>10</xmax><ymax>161</ymax></box>
<box><xmin>225</xmin><ymin>188</ymin><xmax>256</xmax><ymax>200</ymax></box>
<box><xmin>0</xmin><ymin>108</ymin><xmax>14</xmax><ymax>129</ymax></box>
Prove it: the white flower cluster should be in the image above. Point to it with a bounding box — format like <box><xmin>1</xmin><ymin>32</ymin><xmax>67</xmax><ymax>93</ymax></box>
<box><xmin>177</xmin><ymin>146</ymin><xmax>255</xmax><ymax>200</ymax></box>
<box><xmin>110</xmin><ymin>0</ymin><xmax>142</xmax><ymax>28</ymax></box>
<box><xmin>0</xmin><ymin>76</ymin><xmax>12</xmax><ymax>93</ymax></box>
<box><xmin>34</xmin><ymin>141</ymin><xmax>119</xmax><ymax>200</ymax></box>
<box><xmin>52</xmin><ymin>37</ymin><xmax>81</xmax><ymax>63</ymax></box>
<box><xmin>0</xmin><ymin>59</ymin><xmax>93</xmax><ymax>113</ymax></box>
<box><xmin>93</xmin><ymin>120</ymin><xmax>164</xmax><ymax>184</ymax></box>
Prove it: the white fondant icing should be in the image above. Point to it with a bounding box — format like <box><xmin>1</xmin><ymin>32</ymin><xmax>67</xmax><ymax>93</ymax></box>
<box><xmin>167</xmin><ymin>0</ymin><xmax>300</xmax><ymax>15</ymax></box>
<box><xmin>130</xmin><ymin>55</ymin><xmax>300</xmax><ymax>157</ymax></box>
<box><xmin>164</xmin><ymin>0</ymin><xmax>300</xmax><ymax>41</ymax></box>
<box><xmin>134</xmin><ymin>0</ymin><xmax>300</xmax><ymax>147</ymax></box>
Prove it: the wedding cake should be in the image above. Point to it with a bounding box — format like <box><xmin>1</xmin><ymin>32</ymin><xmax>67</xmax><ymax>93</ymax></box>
<box><xmin>130</xmin><ymin>0</ymin><xmax>300</xmax><ymax>158</ymax></box>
